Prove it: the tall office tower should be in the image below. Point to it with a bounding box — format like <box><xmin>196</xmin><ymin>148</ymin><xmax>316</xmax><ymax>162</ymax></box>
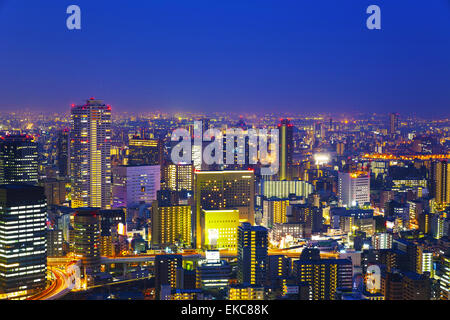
<box><xmin>0</xmin><ymin>185</ymin><xmax>47</xmax><ymax>297</ymax></box>
<box><xmin>338</xmin><ymin>171</ymin><xmax>370</xmax><ymax>207</ymax></box>
<box><xmin>73</xmin><ymin>208</ymin><xmax>101</xmax><ymax>273</ymax></box>
<box><xmin>128</xmin><ymin>137</ymin><xmax>163</xmax><ymax>166</ymax></box>
<box><xmin>57</xmin><ymin>128</ymin><xmax>70</xmax><ymax>177</ymax></box>
<box><xmin>389</xmin><ymin>112</ymin><xmax>399</xmax><ymax>135</ymax></box>
<box><xmin>432</xmin><ymin>160</ymin><xmax>450</xmax><ymax>209</ymax></box>
<box><xmin>0</xmin><ymin>135</ymin><xmax>38</xmax><ymax>185</ymax></box>
<box><xmin>237</xmin><ymin>222</ymin><xmax>268</xmax><ymax>286</ymax></box>
<box><xmin>278</xmin><ymin>119</ymin><xmax>293</xmax><ymax>181</ymax></box>
<box><xmin>70</xmin><ymin>98</ymin><xmax>112</xmax><ymax>209</ymax></box>
<box><xmin>262</xmin><ymin>198</ymin><xmax>289</xmax><ymax>228</ymax></box>
<box><xmin>151</xmin><ymin>203</ymin><xmax>191</xmax><ymax>247</ymax></box>
<box><xmin>47</xmin><ymin>229</ymin><xmax>64</xmax><ymax>257</ymax></box>
<box><xmin>155</xmin><ymin>254</ymin><xmax>182</xmax><ymax>299</ymax></box>
<box><xmin>162</xmin><ymin>164</ymin><xmax>194</xmax><ymax>192</ymax></box>
<box><xmin>194</xmin><ymin>170</ymin><xmax>255</xmax><ymax>248</ymax></box>
<box><xmin>112</xmin><ymin>165</ymin><xmax>160</xmax><ymax>208</ymax></box>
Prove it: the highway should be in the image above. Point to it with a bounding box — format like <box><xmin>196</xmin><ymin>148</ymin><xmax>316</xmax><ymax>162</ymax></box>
<box><xmin>28</xmin><ymin>267</ymin><xmax>73</xmax><ymax>300</ymax></box>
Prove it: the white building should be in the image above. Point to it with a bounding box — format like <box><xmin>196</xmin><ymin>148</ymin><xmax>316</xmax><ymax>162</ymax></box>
<box><xmin>338</xmin><ymin>172</ymin><xmax>370</xmax><ymax>207</ymax></box>
<box><xmin>112</xmin><ymin>165</ymin><xmax>160</xmax><ymax>208</ymax></box>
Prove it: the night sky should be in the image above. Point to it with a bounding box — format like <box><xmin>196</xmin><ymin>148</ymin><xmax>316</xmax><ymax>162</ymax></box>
<box><xmin>0</xmin><ymin>0</ymin><xmax>449</xmax><ymax>116</ymax></box>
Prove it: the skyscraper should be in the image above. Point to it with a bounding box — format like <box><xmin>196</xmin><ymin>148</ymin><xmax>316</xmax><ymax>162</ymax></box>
<box><xmin>194</xmin><ymin>170</ymin><xmax>255</xmax><ymax>248</ymax></box>
<box><xmin>0</xmin><ymin>185</ymin><xmax>47</xmax><ymax>297</ymax></box>
<box><xmin>70</xmin><ymin>98</ymin><xmax>112</xmax><ymax>209</ymax></box>
<box><xmin>432</xmin><ymin>160</ymin><xmax>450</xmax><ymax>209</ymax></box>
<box><xmin>389</xmin><ymin>112</ymin><xmax>399</xmax><ymax>135</ymax></box>
<box><xmin>338</xmin><ymin>171</ymin><xmax>370</xmax><ymax>207</ymax></box>
<box><xmin>278</xmin><ymin>119</ymin><xmax>293</xmax><ymax>181</ymax></box>
<box><xmin>155</xmin><ymin>254</ymin><xmax>182</xmax><ymax>299</ymax></box>
<box><xmin>73</xmin><ymin>208</ymin><xmax>101</xmax><ymax>273</ymax></box>
<box><xmin>57</xmin><ymin>128</ymin><xmax>70</xmax><ymax>177</ymax></box>
<box><xmin>237</xmin><ymin>222</ymin><xmax>268</xmax><ymax>286</ymax></box>
<box><xmin>162</xmin><ymin>163</ymin><xmax>194</xmax><ymax>192</ymax></box>
<box><xmin>0</xmin><ymin>135</ymin><xmax>38</xmax><ymax>185</ymax></box>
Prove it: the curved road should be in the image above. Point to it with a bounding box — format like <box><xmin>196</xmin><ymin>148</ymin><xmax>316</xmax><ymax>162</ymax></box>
<box><xmin>28</xmin><ymin>267</ymin><xmax>72</xmax><ymax>300</ymax></box>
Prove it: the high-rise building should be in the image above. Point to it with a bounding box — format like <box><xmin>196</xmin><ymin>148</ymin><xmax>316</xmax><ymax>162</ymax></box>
<box><xmin>432</xmin><ymin>160</ymin><xmax>450</xmax><ymax>209</ymax></box>
<box><xmin>194</xmin><ymin>170</ymin><xmax>255</xmax><ymax>248</ymax></box>
<box><xmin>0</xmin><ymin>135</ymin><xmax>38</xmax><ymax>185</ymax></box>
<box><xmin>237</xmin><ymin>222</ymin><xmax>268</xmax><ymax>286</ymax></box>
<box><xmin>0</xmin><ymin>185</ymin><xmax>47</xmax><ymax>297</ymax></box>
<box><xmin>70</xmin><ymin>98</ymin><xmax>112</xmax><ymax>209</ymax></box>
<box><xmin>57</xmin><ymin>129</ymin><xmax>70</xmax><ymax>177</ymax></box>
<box><xmin>47</xmin><ymin>229</ymin><xmax>64</xmax><ymax>257</ymax></box>
<box><xmin>162</xmin><ymin>164</ymin><xmax>194</xmax><ymax>192</ymax></box>
<box><xmin>338</xmin><ymin>171</ymin><xmax>370</xmax><ymax>207</ymax></box>
<box><xmin>262</xmin><ymin>198</ymin><xmax>289</xmax><ymax>228</ymax></box>
<box><xmin>278</xmin><ymin>119</ymin><xmax>293</xmax><ymax>181</ymax></box>
<box><xmin>73</xmin><ymin>208</ymin><xmax>101</xmax><ymax>273</ymax></box>
<box><xmin>112</xmin><ymin>165</ymin><xmax>160</xmax><ymax>208</ymax></box>
<box><xmin>155</xmin><ymin>254</ymin><xmax>182</xmax><ymax>299</ymax></box>
<box><xmin>293</xmin><ymin>251</ymin><xmax>353</xmax><ymax>300</ymax></box>
<box><xmin>128</xmin><ymin>137</ymin><xmax>163</xmax><ymax>166</ymax></box>
<box><xmin>151</xmin><ymin>203</ymin><xmax>191</xmax><ymax>247</ymax></box>
<box><xmin>389</xmin><ymin>112</ymin><xmax>399</xmax><ymax>135</ymax></box>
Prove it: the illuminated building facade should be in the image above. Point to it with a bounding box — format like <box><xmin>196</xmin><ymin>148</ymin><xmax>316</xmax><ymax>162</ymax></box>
<box><xmin>194</xmin><ymin>170</ymin><xmax>255</xmax><ymax>248</ymax></box>
<box><xmin>432</xmin><ymin>160</ymin><xmax>450</xmax><ymax>209</ymax></box>
<box><xmin>70</xmin><ymin>99</ymin><xmax>112</xmax><ymax>209</ymax></box>
<box><xmin>228</xmin><ymin>284</ymin><xmax>265</xmax><ymax>300</ymax></box>
<box><xmin>155</xmin><ymin>254</ymin><xmax>182</xmax><ymax>299</ymax></box>
<box><xmin>151</xmin><ymin>204</ymin><xmax>191</xmax><ymax>247</ymax></box>
<box><xmin>0</xmin><ymin>185</ymin><xmax>47</xmax><ymax>296</ymax></box>
<box><xmin>73</xmin><ymin>208</ymin><xmax>101</xmax><ymax>273</ymax></box>
<box><xmin>338</xmin><ymin>171</ymin><xmax>370</xmax><ymax>207</ymax></box>
<box><xmin>162</xmin><ymin>164</ymin><xmax>194</xmax><ymax>192</ymax></box>
<box><xmin>0</xmin><ymin>135</ymin><xmax>38</xmax><ymax>185</ymax></box>
<box><xmin>128</xmin><ymin>137</ymin><xmax>163</xmax><ymax>166</ymax></box>
<box><xmin>261</xmin><ymin>180</ymin><xmax>313</xmax><ymax>199</ymax></box>
<box><xmin>196</xmin><ymin>251</ymin><xmax>232</xmax><ymax>289</ymax></box>
<box><xmin>47</xmin><ymin>229</ymin><xmax>64</xmax><ymax>257</ymax></box>
<box><xmin>237</xmin><ymin>223</ymin><xmax>268</xmax><ymax>286</ymax></box>
<box><xmin>112</xmin><ymin>165</ymin><xmax>160</xmax><ymax>208</ymax></box>
<box><xmin>201</xmin><ymin>209</ymin><xmax>239</xmax><ymax>249</ymax></box>
<box><xmin>262</xmin><ymin>198</ymin><xmax>289</xmax><ymax>228</ymax></box>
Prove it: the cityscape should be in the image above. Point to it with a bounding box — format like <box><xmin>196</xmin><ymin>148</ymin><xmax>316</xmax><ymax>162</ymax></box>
<box><xmin>0</xmin><ymin>108</ymin><xmax>449</xmax><ymax>301</ymax></box>
<box><xmin>0</xmin><ymin>1</ymin><xmax>449</xmax><ymax>305</ymax></box>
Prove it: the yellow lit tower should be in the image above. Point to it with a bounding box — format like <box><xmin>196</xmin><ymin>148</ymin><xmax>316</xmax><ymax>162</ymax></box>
<box><xmin>70</xmin><ymin>98</ymin><xmax>112</xmax><ymax>209</ymax></box>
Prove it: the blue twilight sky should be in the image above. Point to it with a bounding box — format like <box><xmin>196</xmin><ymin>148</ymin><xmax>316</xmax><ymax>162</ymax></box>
<box><xmin>0</xmin><ymin>0</ymin><xmax>449</xmax><ymax>116</ymax></box>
